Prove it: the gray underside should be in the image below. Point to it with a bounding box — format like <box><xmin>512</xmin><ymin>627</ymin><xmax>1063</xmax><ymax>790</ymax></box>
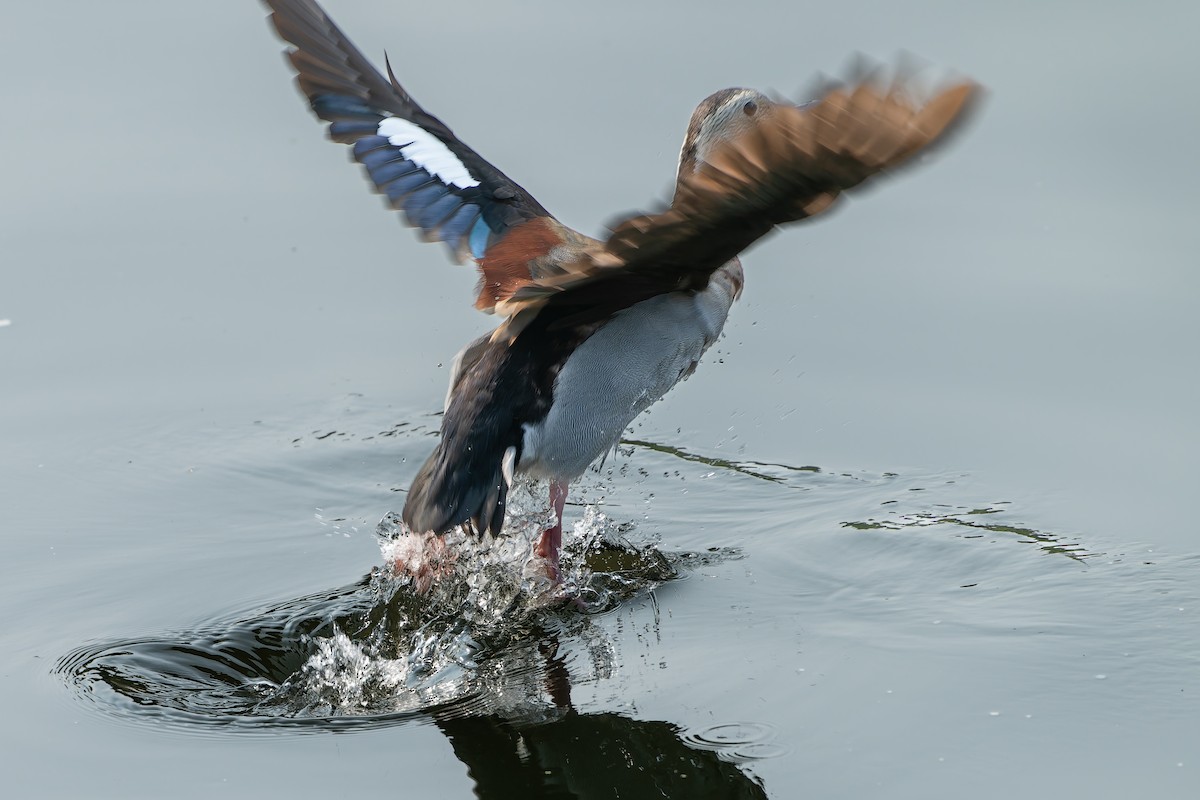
<box><xmin>517</xmin><ymin>268</ymin><xmax>739</xmax><ymax>481</ymax></box>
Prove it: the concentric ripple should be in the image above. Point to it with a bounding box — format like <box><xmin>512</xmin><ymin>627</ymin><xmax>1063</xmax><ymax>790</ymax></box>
<box><xmin>683</xmin><ymin>721</ymin><xmax>789</xmax><ymax>763</ymax></box>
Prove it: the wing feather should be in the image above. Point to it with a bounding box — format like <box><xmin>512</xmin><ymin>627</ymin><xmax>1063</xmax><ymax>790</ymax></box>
<box><xmin>263</xmin><ymin>0</ymin><xmax>566</xmax><ymax>288</ymax></box>
<box><xmin>490</xmin><ymin>71</ymin><xmax>980</xmax><ymax>337</ymax></box>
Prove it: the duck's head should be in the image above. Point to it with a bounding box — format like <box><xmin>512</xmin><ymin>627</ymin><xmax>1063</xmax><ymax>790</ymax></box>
<box><xmin>675</xmin><ymin>88</ymin><xmax>774</xmax><ymax>194</ymax></box>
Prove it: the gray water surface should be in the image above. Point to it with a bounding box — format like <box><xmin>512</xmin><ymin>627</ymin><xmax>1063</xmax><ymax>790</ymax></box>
<box><xmin>3</xmin><ymin>1</ymin><xmax>1198</xmax><ymax>798</ymax></box>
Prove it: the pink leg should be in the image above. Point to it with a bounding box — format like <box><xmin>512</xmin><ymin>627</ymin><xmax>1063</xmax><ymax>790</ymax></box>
<box><xmin>535</xmin><ymin>480</ymin><xmax>568</xmax><ymax>581</ymax></box>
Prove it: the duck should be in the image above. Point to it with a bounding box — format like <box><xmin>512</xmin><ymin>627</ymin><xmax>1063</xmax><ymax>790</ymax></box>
<box><xmin>263</xmin><ymin>0</ymin><xmax>977</xmax><ymax>579</ymax></box>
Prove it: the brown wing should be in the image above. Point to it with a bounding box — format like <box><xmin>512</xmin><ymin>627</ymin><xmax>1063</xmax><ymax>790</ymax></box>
<box><xmin>493</xmin><ymin>74</ymin><xmax>980</xmax><ymax>337</ymax></box>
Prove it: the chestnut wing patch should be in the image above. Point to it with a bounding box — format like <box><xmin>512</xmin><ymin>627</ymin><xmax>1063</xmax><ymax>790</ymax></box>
<box><xmin>474</xmin><ymin>217</ymin><xmax>581</xmax><ymax>312</ymax></box>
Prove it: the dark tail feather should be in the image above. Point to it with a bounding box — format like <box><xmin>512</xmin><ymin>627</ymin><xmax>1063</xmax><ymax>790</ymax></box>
<box><xmin>401</xmin><ymin>324</ymin><xmax>542</xmax><ymax>537</ymax></box>
<box><xmin>402</xmin><ymin>441</ymin><xmax>508</xmax><ymax>536</ymax></box>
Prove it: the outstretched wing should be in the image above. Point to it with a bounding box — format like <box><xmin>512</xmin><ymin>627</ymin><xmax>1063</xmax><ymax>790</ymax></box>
<box><xmin>264</xmin><ymin>0</ymin><xmax>580</xmax><ymax>292</ymax></box>
<box><xmin>494</xmin><ymin>74</ymin><xmax>980</xmax><ymax>335</ymax></box>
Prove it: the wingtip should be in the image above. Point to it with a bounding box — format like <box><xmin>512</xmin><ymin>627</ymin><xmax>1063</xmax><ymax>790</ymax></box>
<box><xmin>912</xmin><ymin>79</ymin><xmax>986</xmax><ymax>157</ymax></box>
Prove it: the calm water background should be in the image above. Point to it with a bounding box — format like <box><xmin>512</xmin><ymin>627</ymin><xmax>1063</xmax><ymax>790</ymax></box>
<box><xmin>3</xmin><ymin>1</ymin><xmax>1198</xmax><ymax>797</ymax></box>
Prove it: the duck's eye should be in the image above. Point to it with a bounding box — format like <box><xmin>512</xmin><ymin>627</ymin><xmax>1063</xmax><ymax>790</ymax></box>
<box><xmin>742</xmin><ymin>100</ymin><xmax>758</xmax><ymax>116</ymax></box>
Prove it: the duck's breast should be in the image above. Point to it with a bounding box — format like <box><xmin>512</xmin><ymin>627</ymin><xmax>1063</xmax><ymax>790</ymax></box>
<box><xmin>519</xmin><ymin>264</ymin><xmax>741</xmax><ymax>480</ymax></box>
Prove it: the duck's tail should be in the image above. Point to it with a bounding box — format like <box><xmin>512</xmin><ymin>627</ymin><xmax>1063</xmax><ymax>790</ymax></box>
<box><xmin>402</xmin><ymin>434</ymin><xmax>516</xmax><ymax>537</ymax></box>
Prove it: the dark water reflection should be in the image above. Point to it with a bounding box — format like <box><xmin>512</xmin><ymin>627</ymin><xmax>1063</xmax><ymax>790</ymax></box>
<box><xmin>438</xmin><ymin>712</ymin><xmax>767</xmax><ymax>799</ymax></box>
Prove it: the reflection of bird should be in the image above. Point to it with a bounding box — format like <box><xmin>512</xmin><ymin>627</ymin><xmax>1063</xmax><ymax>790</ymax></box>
<box><xmin>437</xmin><ymin>711</ymin><xmax>770</xmax><ymax>800</ymax></box>
<box><xmin>264</xmin><ymin>0</ymin><xmax>977</xmax><ymax>578</ymax></box>
<box><xmin>435</xmin><ymin>630</ymin><xmax>772</xmax><ymax>799</ymax></box>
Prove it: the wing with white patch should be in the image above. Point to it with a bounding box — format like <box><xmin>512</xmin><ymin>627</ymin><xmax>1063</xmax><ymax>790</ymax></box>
<box><xmin>264</xmin><ymin>0</ymin><xmax>553</xmax><ymax>266</ymax></box>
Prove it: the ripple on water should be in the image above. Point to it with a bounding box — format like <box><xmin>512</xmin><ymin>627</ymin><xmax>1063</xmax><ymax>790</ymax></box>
<box><xmin>682</xmin><ymin>721</ymin><xmax>790</xmax><ymax>763</ymax></box>
<box><xmin>57</xmin><ymin>412</ymin><xmax>1105</xmax><ymax>738</ymax></box>
<box><xmin>49</xmin><ymin>399</ymin><xmax>1200</xmax><ymax>800</ymax></box>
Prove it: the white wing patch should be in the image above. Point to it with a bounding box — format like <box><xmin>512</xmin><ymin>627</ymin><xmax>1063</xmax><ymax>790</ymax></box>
<box><xmin>377</xmin><ymin>117</ymin><xmax>481</xmax><ymax>190</ymax></box>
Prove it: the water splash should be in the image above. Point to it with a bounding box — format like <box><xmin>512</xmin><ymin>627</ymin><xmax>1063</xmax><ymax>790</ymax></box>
<box><xmin>259</xmin><ymin>483</ymin><xmax>677</xmax><ymax>719</ymax></box>
<box><xmin>377</xmin><ymin>480</ymin><xmax>670</xmax><ymax>620</ymax></box>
